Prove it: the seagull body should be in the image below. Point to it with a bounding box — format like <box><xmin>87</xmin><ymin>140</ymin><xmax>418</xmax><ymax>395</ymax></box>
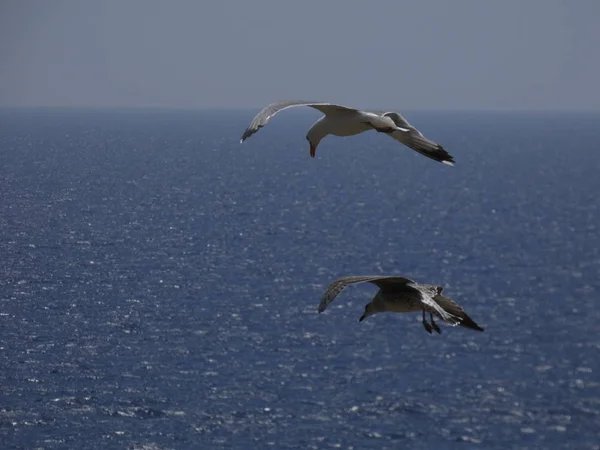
<box><xmin>318</xmin><ymin>275</ymin><xmax>484</xmax><ymax>334</ymax></box>
<box><xmin>240</xmin><ymin>101</ymin><xmax>455</xmax><ymax>166</ymax></box>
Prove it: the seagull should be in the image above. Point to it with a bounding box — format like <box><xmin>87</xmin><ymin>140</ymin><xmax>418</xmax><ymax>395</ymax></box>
<box><xmin>240</xmin><ymin>100</ymin><xmax>455</xmax><ymax>165</ymax></box>
<box><xmin>318</xmin><ymin>275</ymin><xmax>484</xmax><ymax>334</ymax></box>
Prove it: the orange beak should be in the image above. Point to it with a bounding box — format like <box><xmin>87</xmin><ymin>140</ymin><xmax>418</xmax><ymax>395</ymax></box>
<box><xmin>309</xmin><ymin>143</ymin><xmax>316</xmax><ymax>158</ymax></box>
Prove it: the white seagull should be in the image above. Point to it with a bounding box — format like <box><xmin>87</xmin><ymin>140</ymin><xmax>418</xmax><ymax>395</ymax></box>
<box><xmin>240</xmin><ymin>100</ymin><xmax>455</xmax><ymax>165</ymax></box>
<box><xmin>318</xmin><ymin>275</ymin><xmax>484</xmax><ymax>334</ymax></box>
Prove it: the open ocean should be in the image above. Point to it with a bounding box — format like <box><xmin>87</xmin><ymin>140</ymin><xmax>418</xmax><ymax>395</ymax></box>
<box><xmin>1</xmin><ymin>108</ymin><xmax>599</xmax><ymax>449</ymax></box>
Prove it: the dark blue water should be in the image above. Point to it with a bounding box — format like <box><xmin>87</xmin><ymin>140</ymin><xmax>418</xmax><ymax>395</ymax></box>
<box><xmin>1</xmin><ymin>109</ymin><xmax>599</xmax><ymax>449</ymax></box>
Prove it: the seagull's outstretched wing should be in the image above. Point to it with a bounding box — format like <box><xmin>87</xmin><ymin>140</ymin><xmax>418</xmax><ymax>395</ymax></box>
<box><xmin>240</xmin><ymin>101</ymin><xmax>358</xmax><ymax>142</ymax></box>
<box><xmin>381</xmin><ymin>112</ymin><xmax>455</xmax><ymax>166</ymax></box>
<box><xmin>318</xmin><ymin>275</ymin><xmax>414</xmax><ymax>313</ymax></box>
<box><xmin>432</xmin><ymin>288</ymin><xmax>484</xmax><ymax>331</ymax></box>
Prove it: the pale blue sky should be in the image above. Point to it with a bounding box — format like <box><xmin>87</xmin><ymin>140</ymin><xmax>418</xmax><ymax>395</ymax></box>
<box><xmin>1</xmin><ymin>0</ymin><xmax>599</xmax><ymax>110</ymax></box>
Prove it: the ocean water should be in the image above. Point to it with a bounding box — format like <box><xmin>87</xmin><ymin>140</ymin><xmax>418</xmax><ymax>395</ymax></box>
<box><xmin>0</xmin><ymin>108</ymin><xmax>599</xmax><ymax>449</ymax></box>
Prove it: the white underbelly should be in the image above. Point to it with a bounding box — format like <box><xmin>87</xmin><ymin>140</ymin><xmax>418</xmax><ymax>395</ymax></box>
<box><xmin>384</xmin><ymin>294</ymin><xmax>423</xmax><ymax>313</ymax></box>
<box><xmin>386</xmin><ymin>301</ymin><xmax>422</xmax><ymax>313</ymax></box>
<box><xmin>326</xmin><ymin>116</ymin><xmax>372</xmax><ymax>137</ymax></box>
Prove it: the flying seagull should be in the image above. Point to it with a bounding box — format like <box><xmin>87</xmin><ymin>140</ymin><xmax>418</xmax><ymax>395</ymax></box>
<box><xmin>240</xmin><ymin>100</ymin><xmax>455</xmax><ymax>165</ymax></box>
<box><xmin>318</xmin><ymin>275</ymin><xmax>483</xmax><ymax>334</ymax></box>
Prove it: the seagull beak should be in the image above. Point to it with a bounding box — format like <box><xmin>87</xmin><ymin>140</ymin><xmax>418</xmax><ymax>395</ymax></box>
<box><xmin>309</xmin><ymin>143</ymin><xmax>316</xmax><ymax>158</ymax></box>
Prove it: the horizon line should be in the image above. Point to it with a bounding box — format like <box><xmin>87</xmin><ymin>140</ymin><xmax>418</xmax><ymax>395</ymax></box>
<box><xmin>1</xmin><ymin>105</ymin><xmax>599</xmax><ymax>114</ymax></box>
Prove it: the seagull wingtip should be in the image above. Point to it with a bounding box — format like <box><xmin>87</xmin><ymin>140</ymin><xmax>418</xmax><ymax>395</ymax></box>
<box><xmin>442</xmin><ymin>160</ymin><xmax>455</xmax><ymax>167</ymax></box>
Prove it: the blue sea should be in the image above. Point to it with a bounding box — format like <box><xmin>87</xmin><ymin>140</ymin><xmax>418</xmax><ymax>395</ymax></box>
<box><xmin>1</xmin><ymin>108</ymin><xmax>599</xmax><ymax>449</ymax></box>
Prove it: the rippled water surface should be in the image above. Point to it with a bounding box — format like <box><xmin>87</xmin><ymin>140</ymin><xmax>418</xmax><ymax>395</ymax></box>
<box><xmin>1</xmin><ymin>109</ymin><xmax>599</xmax><ymax>449</ymax></box>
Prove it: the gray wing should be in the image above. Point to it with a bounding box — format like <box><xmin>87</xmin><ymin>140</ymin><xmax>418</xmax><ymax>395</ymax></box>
<box><xmin>378</xmin><ymin>111</ymin><xmax>414</xmax><ymax>130</ymax></box>
<box><xmin>240</xmin><ymin>100</ymin><xmax>359</xmax><ymax>142</ymax></box>
<box><xmin>433</xmin><ymin>290</ymin><xmax>485</xmax><ymax>331</ymax></box>
<box><xmin>381</xmin><ymin>112</ymin><xmax>455</xmax><ymax>166</ymax></box>
<box><xmin>318</xmin><ymin>275</ymin><xmax>414</xmax><ymax>313</ymax></box>
<box><xmin>412</xmin><ymin>283</ymin><xmax>461</xmax><ymax>325</ymax></box>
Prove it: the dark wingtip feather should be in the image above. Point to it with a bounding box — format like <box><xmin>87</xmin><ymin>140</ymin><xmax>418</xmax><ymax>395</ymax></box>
<box><xmin>460</xmin><ymin>315</ymin><xmax>485</xmax><ymax>332</ymax></box>
<box><xmin>240</xmin><ymin>129</ymin><xmax>251</xmax><ymax>143</ymax></box>
<box><xmin>240</xmin><ymin>125</ymin><xmax>264</xmax><ymax>143</ymax></box>
<box><xmin>317</xmin><ymin>298</ymin><xmax>327</xmax><ymax>313</ymax></box>
<box><xmin>436</xmin><ymin>145</ymin><xmax>455</xmax><ymax>166</ymax></box>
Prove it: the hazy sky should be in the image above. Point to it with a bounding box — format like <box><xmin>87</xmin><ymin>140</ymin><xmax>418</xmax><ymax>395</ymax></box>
<box><xmin>1</xmin><ymin>0</ymin><xmax>599</xmax><ymax>110</ymax></box>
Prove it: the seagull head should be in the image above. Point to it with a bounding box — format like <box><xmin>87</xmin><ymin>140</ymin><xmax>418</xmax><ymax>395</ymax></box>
<box><xmin>306</xmin><ymin>135</ymin><xmax>319</xmax><ymax>158</ymax></box>
<box><xmin>306</xmin><ymin>122</ymin><xmax>328</xmax><ymax>158</ymax></box>
<box><xmin>359</xmin><ymin>303</ymin><xmax>376</xmax><ymax>322</ymax></box>
<box><xmin>359</xmin><ymin>291</ymin><xmax>387</xmax><ymax>322</ymax></box>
